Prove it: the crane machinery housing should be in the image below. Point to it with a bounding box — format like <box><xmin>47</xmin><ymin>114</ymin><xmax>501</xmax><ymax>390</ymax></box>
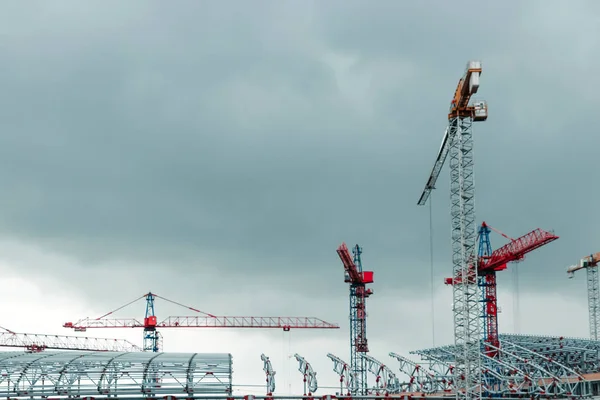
<box><xmin>567</xmin><ymin>252</ymin><xmax>600</xmax><ymax>340</ymax></box>
<box><xmin>64</xmin><ymin>291</ymin><xmax>339</xmax><ymax>352</ymax></box>
<box><xmin>337</xmin><ymin>242</ymin><xmax>373</xmax><ymax>397</ymax></box>
<box><xmin>417</xmin><ymin>60</ymin><xmax>488</xmax><ymax>400</ymax></box>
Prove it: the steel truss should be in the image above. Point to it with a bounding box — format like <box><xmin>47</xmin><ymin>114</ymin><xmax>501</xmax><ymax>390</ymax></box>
<box><xmin>588</xmin><ymin>267</ymin><xmax>600</xmax><ymax>340</ymax></box>
<box><xmin>361</xmin><ymin>354</ymin><xmax>400</xmax><ymax>395</ymax></box>
<box><xmin>389</xmin><ymin>352</ymin><xmax>453</xmax><ymax>394</ymax></box>
<box><xmin>0</xmin><ymin>330</ymin><xmax>141</xmax><ymax>352</ymax></box>
<box><xmin>0</xmin><ymin>351</ymin><xmax>233</xmax><ymax>398</ymax></box>
<box><xmin>448</xmin><ymin>114</ymin><xmax>482</xmax><ymax>400</ymax></box>
<box><xmin>327</xmin><ymin>353</ymin><xmax>353</xmax><ymax>395</ymax></box>
<box><xmin>418</xmin><ymin>61</ymin><xmax>486</xmax><ymax>400</ymax></box>
<box><xmin>261</xmin><ymin>353</ymin><xmax>275</xmax><ymax>396</ymax></box>
<box><xmin>499</xmin><ymin>334</ymin><xmax>600</xmax><ymax>375</ymax></box>
<box><xmin>389</xmin><ymin>335</ymin><xmax>594</xmax><ymax>398</ymax></box>
<box><xmin>293</xmin><ymin>353</ymin><xmax>317</xmax><ymax>396</ymax></box>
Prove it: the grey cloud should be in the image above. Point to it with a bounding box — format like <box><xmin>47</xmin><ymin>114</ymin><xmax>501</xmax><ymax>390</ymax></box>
<box><xmin>0</xmin><ymin>0</ymin><xmax>598</xmax><ymax>317</ymax></box>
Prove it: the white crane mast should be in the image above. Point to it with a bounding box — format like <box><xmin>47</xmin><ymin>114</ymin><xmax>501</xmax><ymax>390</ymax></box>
<box><xmin>417</xmin><ymin>61</ymin><xmax>488</xmax><ymax>400</ymax></box>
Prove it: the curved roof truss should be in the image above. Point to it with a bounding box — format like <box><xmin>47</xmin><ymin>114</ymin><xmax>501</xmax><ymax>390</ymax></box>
<box><xmin>0</xmin><ymin>351</ymin><xmax>232</xmax><ymax>398</ymax></box>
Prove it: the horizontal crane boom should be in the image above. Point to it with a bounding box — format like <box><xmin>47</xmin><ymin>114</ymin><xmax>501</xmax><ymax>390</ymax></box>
<box><xmin>0</xmin><ymin>329</ymin><xmax>141</xmax><ymax>352</ymax></box>
<box><xmin>65</xmin><ymin>316</ymin><xmax>339</xmax><ymax>330</ymax></box>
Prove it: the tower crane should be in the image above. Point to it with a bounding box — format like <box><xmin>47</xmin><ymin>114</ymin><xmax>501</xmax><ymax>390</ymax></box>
<box><xmin>445</xmin><ymin>222</ymin><xmax>558</xmax><ymax>357</ymax></box>
<box><xmin>0</xmin><ymin>326</ymin><xmax>140</xmax><ymax>352</ymax></box>
<box><xmin>417</xmin><ymin>60</ymin><xmax>488</xmax><ymax>400</ymax></box>
<box><xmin>567</xmin><ymin>252</ymin><xmax>600</xmax><ymax>340</ymax></box>
<box><xmin>63</xmin><ymin>292</ymin><xmax>339</xmax><ymax>352</ymax></box>
<box><xmin>336</xmin><ymin>242</ymin><xmax>374</xmax><ymax>396</ymax></box>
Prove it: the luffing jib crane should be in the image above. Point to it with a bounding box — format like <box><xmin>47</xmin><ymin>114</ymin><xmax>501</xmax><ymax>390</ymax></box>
<box><xmin>337</xmin><ymin>242</ymin><xmax>373</xmax><ymax>396</ymax></box>
<box><xmin>0</xmin><ymin>326</ymin><xmax>141</xmax><ymax>352</ymax></box>
<box><xmin>567</xmin><ymin>252</ymin><xmax>600</xmax><ymax>340</ymax></box>
<box><xmin>63</xmin><ymin>292</ymin><xmax>339</xmax><ymax>351</ymax></box>
<box><xmin>417</xmin><ymin>60</ymin><xmax>488</xmax><ymax>400</ymax></box>
<box><xmin>445</xmin><ymin>222</ymin><xmax>558</xmax><ymax>357</ymax></box>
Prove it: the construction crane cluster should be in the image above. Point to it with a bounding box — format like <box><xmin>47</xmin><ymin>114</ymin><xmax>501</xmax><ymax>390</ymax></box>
<box><xmin>405</xmin><ymin>59</ymin><xmax>597</xmax><ymax>400</ymax></box>
<box><xmin>2</xmin><ymin>60</ymin><xmax>599</xmax><ymax>400</ymax></box>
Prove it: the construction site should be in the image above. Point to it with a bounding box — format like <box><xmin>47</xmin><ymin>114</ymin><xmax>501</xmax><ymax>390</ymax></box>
<box><xmin>0</xmin><ymin>60</ymin><xmax>597</xmax><ymax>400</ymax></box>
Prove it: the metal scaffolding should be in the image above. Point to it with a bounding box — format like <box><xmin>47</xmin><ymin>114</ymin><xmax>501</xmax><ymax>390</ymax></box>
<box><xmin>0</xmin><ymin>351</ymin><xmax>233</xmax><ymax>398</ymax></box>
<box><xmin>390</xmin><ymin>334</ymin><xmax>595</xmax><ymax>398</ymax></box>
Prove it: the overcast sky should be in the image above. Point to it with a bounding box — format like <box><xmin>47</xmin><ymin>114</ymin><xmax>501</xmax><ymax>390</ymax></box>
<box><xmin>0</xmin><ymin>0</ymin><xmax>599</xmax><ymax>396</ymax></box>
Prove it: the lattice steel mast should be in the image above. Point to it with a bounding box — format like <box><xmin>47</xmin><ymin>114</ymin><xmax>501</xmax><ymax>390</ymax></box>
<box><xmin>567</xmin><ymin>252</ymin><xmax>600</xmax><ymax>340</ymax></box>
<box><xmin>337</xmin><ymin>243</ymin><xmax>374</xmax><ymax>396</ymax></box>
<box><xmin>293</xmin><ymin>353</ymin><xmax>318</xmax><ymax>396</ymax></box>
<box><xmin>417</xmin><ymin>61</ymin><xmax>488</xmax><ymax>400</ymax></box>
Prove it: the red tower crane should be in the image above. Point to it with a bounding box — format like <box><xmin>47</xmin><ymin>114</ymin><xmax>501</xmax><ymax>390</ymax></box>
<box><xmin>63</xmin><ymin>292</ymin><xmax>339</xmax><ymax>352</ymax></box>
<box><xmin>337</xmin><ymin>242</ymin><xmax>373</xmax><ymax>397</ymax></box>
<box><xmin>444</xmin><ymin>222</ymin><xmax>558</xmax><ymax>357</ymax></box>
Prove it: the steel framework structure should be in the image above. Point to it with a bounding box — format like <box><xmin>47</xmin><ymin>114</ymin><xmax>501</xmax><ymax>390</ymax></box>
<box><xmin>361</xmin><ymin>354</ymin><xmax>400</xmax><ymax>395</ymax></box>
<box><xmin>327</xmin><ymin>353</ymin><xmax>353</xmax><ymax>396</ymax></box>
<box><xmin>0</xmin><ymin>350</ymin><xmax>233</xmax><ymax>398</ymax></box>
<box><xmin>336</xmin><ymin>243</ymin><xmax>374</xmax><ymax>396</ymax></box>
<box><xmin>417</xmin><ymin>60</ymin><xmax>488</xmax><ymax>400</ymax></box>
<box><xmin>389</xmin><ymin>334</ymin><xmax>598</xmax><ymax>398</ymax></box>
<box><xmin>293</xmin><ymin>353</ymin><xmax>317</xmax><ymax>396</ymax></box>
<box><xmin>567</xmin><ymin>252</ymin><xmax>600</xmax><ymax>340</ymax></box>
<box><xmin>588</xmin><ymin>267</ymin><xmax>600</xmax><ymax>340</ymax></box>
<box><xmin>261</xmin><ymin>353</ymin><xmax>276</xmax><ymax>396</ymax></box>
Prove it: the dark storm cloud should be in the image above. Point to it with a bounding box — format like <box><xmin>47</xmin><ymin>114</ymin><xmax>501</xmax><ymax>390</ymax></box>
<box><xmin>0</xmin><ymin>0</ymin><xmax>598</xmax><ymax>306</ymax></box>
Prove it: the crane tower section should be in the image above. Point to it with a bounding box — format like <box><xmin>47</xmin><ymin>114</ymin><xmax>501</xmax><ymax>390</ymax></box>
<box><xmin>337</xmin><ymin>242</ymin><xmax>373</xmax><ymax>397</ymax></box>
<box><xmin>417</xmin><ymin>61</ymin><xmax>488</xmax><ymax>400</ymax></box>
<box><xmin>567</xmin><ymin>252</ymin><xmax>600</xmax><ymax>340</ymax></box>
